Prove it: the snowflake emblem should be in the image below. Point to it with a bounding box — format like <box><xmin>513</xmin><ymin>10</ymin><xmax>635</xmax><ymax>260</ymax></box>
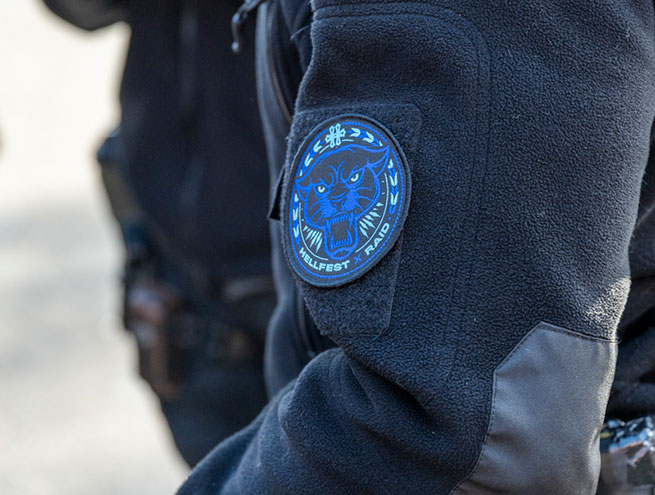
<box><xmin>325</xmin><ymin>123</ymin><xmax>346</xmax><ymax>148</ymax></box>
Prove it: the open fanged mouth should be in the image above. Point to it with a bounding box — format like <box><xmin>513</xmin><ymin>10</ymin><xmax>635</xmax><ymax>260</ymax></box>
<box><xmin>325</xmin><ymin>212</ymin><xmax>356</xmax><ymax>256</ymax></box>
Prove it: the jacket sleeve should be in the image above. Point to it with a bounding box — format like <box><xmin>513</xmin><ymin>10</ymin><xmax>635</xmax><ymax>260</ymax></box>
<box><xmin>42</xmin><ymin>0</ymin><xmax>125</xmax><ymax>31</ymax></box>
<box><xmin>179</xmin><ymin>1</ymin><xmax>655</xmax><ymax>493</ymax></box>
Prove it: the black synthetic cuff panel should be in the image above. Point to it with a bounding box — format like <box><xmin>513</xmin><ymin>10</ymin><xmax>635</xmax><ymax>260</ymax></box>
<box><xmin>453</xmin><ymin>323</ymin><xmax>617</xmax><ymax>494</ymax></box>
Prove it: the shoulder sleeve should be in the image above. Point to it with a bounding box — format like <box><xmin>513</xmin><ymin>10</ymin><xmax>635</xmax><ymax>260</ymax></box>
<box><xmin>42</xmin><ymin>0</ymin><xmax>126</xmax><ymax>31</ymax></box>
<box><xmin>179</xmin><ymin>1</ymin><xmax>655</xmax><ymax>493</ymax></box>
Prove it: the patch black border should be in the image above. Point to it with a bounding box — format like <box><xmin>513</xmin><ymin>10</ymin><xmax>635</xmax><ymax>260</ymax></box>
<box><xmin>284</xmin><ymin>114</ymin><xmax>411</xmax><ymax>288</ymax></box>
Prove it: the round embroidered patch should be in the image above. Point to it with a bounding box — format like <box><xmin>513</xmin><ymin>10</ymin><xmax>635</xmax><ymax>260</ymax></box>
<box><xmin>285</xmin><ymin>115</ymin><xmax>411</xmax><ymax>287</ymax></box>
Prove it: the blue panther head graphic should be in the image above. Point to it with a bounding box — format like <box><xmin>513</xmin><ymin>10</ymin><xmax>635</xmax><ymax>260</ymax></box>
<box><xmin>295</xmin><ymin>143</ymin><xmax>390</xmax><ymax>260</ymax></box>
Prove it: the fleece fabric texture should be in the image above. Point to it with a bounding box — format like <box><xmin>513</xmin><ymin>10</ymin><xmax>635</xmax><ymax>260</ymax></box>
<box><xmin>178</xmin><ymin>0</ymin><xmax>655</xmax><ymax>493</ymax></box>
<box><xmin>180</xmin><ymin>0</ymin><xmax>655</xmax><ymax>494</ymax></box>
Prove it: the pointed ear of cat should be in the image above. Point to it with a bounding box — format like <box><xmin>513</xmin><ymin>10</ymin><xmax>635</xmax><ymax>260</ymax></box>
<box><xmin>295</xmin><ymin>174</ymin><xmax>313</xmax><ymax>202</ymax></box>
<box><xmin>364</xmin><ymin>145</ymin><xmax>391</xmax><ymax>176</ymax></box>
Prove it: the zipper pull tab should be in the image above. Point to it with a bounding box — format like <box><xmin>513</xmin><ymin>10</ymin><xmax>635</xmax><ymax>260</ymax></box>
<box><xmin>231</xmin><ymin>0</ymin><xmax>266</xmax><ymax>54</ymax></box>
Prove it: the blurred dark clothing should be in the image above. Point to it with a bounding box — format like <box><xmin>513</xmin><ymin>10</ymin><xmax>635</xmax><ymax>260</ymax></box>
<box><xmin>44</xmin><ymin>0</ymin><xmax>274</xmax><ymax>466</ymax></box>
<box><xmin>42</xmin><ymin>0</ymin><xmax>126</xmax><ymax>31</ymax></box>
<box><xmin>45</xmin><ymin>0</ymin><xmax>271</xmax><ymax>283</ymax></box>
<box><xmin>113</xmin><ymin>211</ymin><xmax>273</xmax><ymax>466</ymax></box>
<box><xmin>120</xmin><ymin>0</ymin><xmax>271</xmax><ymax>282</ymax></box>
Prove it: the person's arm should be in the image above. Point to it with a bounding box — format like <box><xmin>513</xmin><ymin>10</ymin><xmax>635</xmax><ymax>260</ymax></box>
<box><xmin>42</xmin><ymin>0</ymin><xmax>126</xmax><ymax>31</ymax></box>
<box><xmin>180</xmin><ymin>1</ymin><xmax>655</xmax><ymax>493</ymax></box>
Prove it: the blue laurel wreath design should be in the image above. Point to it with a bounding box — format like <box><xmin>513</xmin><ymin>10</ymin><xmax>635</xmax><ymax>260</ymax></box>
<box><xmin>388</xmin><ymin>163</ymin><xmax>399</xmax><ymax>215</ymax></box>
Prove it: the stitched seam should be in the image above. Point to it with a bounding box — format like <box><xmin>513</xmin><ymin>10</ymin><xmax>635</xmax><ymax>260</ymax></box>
<box><xmin>435</xmin><ymin>11</ymin><xmax>489</xmax><ymax>410</ymax></box>
<box><xmin>312</xmin><ymin>15</ymin><xmax>494</xmax><ymax>463</ymax></box>
<box><xmin>314</xmin><ymin>1</ymin><xmax>470</xmax><ymax>19</ymax></box>
<box><xmin>538</xmin><ymin>322</ymin><xmax>618</xmax><ymax>344</ymax></box>
<box><xmin>449</xmin><ymin>327</ymin><xmax>541</xmax><ymax>494</ymax></box>
<box><xmin>309</xmin><ymin>7</ymin><xmax>490</xmax><ymax>392</ymax></box>
<box><xmin>449</xmin><ymin>372</ymin><xmax>498</xmax><ymax>495</ymax></box>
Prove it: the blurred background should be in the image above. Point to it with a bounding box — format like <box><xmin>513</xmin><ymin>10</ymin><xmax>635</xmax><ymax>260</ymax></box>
<box><xmin>0</xmin><ymin>1</ymin><xmax>188</xmax><ymax>493</ymax></box>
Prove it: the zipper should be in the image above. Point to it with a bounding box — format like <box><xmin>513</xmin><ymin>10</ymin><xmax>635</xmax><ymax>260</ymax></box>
<box><xmin>266</xmin><ymin>1</ymin><xmax>293</xmax><ymax>124</ymax></box>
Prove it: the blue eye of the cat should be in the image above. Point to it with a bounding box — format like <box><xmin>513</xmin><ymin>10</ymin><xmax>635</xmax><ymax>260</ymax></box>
<box><xmin>349</xmin><ymin>173</ymin><xmax>360</xmax><ymax>183</ymax></box>
<box><xmin>316</xmin><ymin>185</ymin><xmax>326</xmax><ymax>193</ymax></box>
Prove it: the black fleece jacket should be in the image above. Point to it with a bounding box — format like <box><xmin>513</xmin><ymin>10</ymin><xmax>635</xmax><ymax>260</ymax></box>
<box><xmin>179</xmin><ymin>1</ymin><xmax>655</xmax><ymax>494</ymax></box>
